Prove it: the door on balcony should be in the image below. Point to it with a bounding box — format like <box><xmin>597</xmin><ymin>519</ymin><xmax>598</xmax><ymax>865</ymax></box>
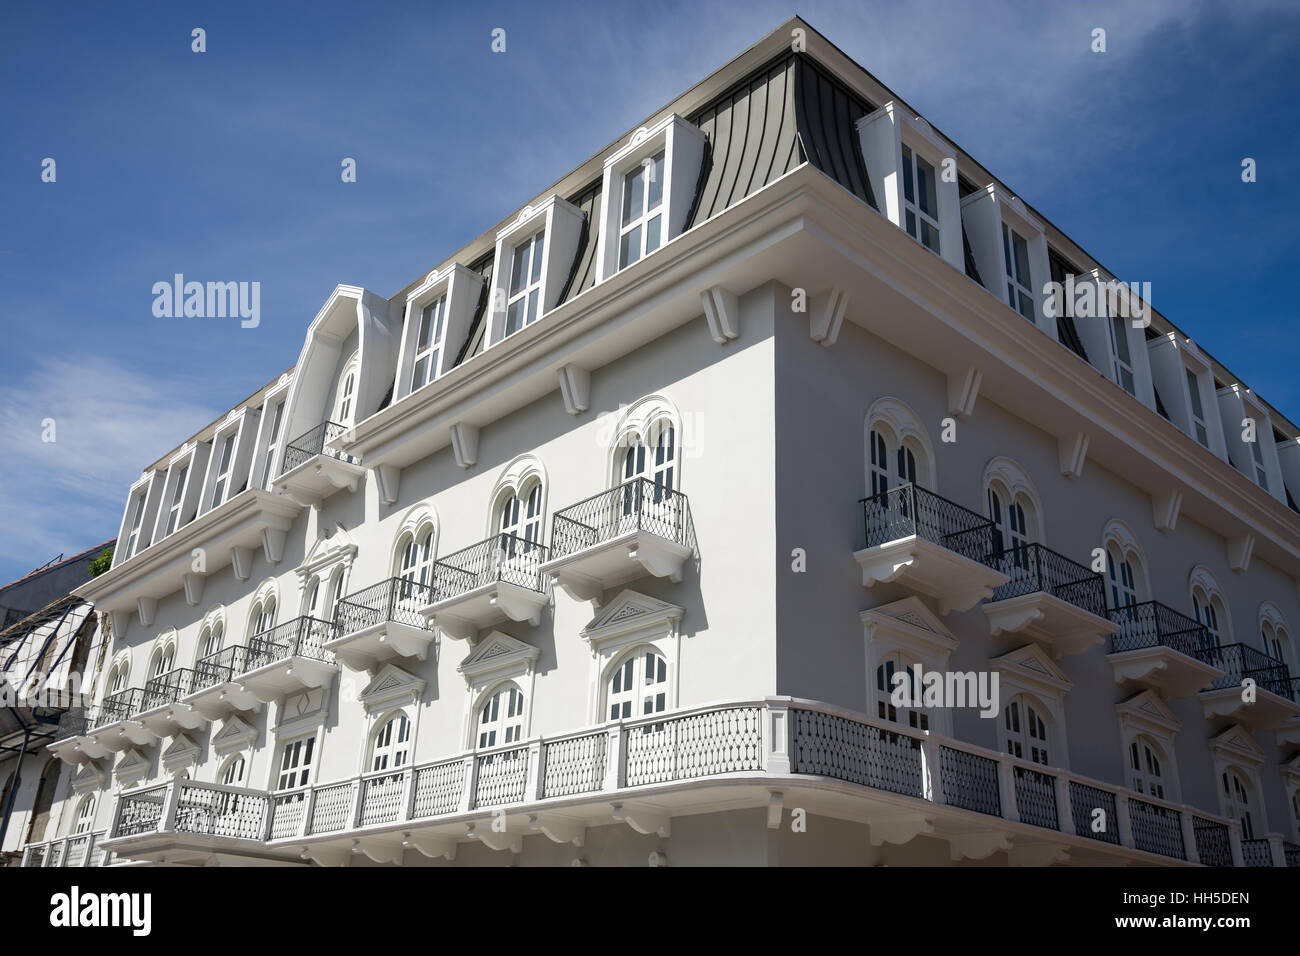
<box><xmin>873</xmin><ymin>653</ymin><xmax>928</xmax><ymax>731</ymax></box>
<box><xmin>868</xmin><ymin>429</ymin><xmax>918</xmax><ymax>532</ymax></box>
<box><xmin>1222</xmin><ymin>771</ymin><xmax>1255</xmax><ymax>840</ymax></box>
<box><xmin>497</xmin><ymin>482</ymin><xmax>544</xmax><ymax>585</ymax></box>
<box><xmin>619</xmin><ymin>425</ymin><xmax>677</xmax><ymax>538</ymax></box>
<box><xmin>988</xmin><ymin>485</ymin><xmax>1031</xmax><ymax>582</ymax></box>
<box><xmin>1001</xmin><ymin>696</ymin><xmax>1050</xmax><ymax>765</ymax></box>
<box><xmin>396</xmin><ymin>528</ymin><xmax>434</xmax><ymax>619</ymax></box>
<box><xmin>1192</xmin><ymin>588</ymin><xmax>1223</xmax><ymax>657</ymax></box>
<box><xmin>1106</xmin><ymin>545</ymin><xmax>1139</xmax><ymax>613</ymax></box>
<box><xmin>607</xmin><ymin>650</ymin><xmax>668</xmax><ymax>721</ymax></box>
<box><xmin>1128</xmin><ymin>738</ymin><xmax>1166</xmax><ymax>799</ymax></box>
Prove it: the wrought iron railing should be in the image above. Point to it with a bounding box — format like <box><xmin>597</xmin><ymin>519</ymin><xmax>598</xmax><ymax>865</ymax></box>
<box><xmin>1285</xmin><ymin>841</ymin><xmax>1300</xmax><ymax>868</ymax></box>
<box><xmin>91</xmin><ymin>688</ymin><xmax>145</xmax><ymax>728</ymax></box>
<box><xmin>791</xmin><ymin>708</ymin><xmax>923</xmax><ymax>797</ymax></box>
<box><xmin>141</xmin><ymin>667</ymin><xmax>199</xmax><ymax>712</ymax></box>
<box><xmin>335</xmin><ymin>578</ymin><xmax>436</xmax><ymax>636</ymax></box>
<box><xmin>53</xmin><ymin>706</ymin><xmax>89</xmax><ymax>740</ymax></box>
<box><xmin>280</xmin><ymin>421</ymin><xmax>357</xmax><ymax>475</ymax></box>
<box><xmin>986</xmin><ymin>542</ymin><xmax>1108</xmax><ymax>618</ymax></box>
<box><xmin>939</xmin><ymin>746</ymin><xmax>1000</xmax><ymax>816</ymax></box>
<box><xmin>1108</xmin><ymin>600</ymin><xmax>1212</xmax><ymax>660</ymax></box>
<box><xmin>173</xmin><ymin>781</ymin><xmax>270</xmax><ymax>841</ymax></box>
<box><xmin>430</xmin><ymin>533</ymin><xmax>549</xmax><ymax>601</ymax></box>
<box><xmin>115</xmin><ymin>786</ymin><xmax>167</xmax><ymax>837</ymax></box>
<box><xmin>246</xmin><ymin>616</ymin><xmax>335</xmax><ymax>668</ymax></box>
<box><xmin>19</xmin><ymin>830</ymin><xmax>108</xmax><ymax>868</ymax></box>
<box><xmin>1241</xmin><ymin>838</ymin><xmax>1274</xmax><ymax>867</ymax></box>
<box><xmin>1129</xmin><ymin>798</ymin><xmax>1186</xmax><ymax>859</ymax></box>
<box><xmin>1069</xmin><ymin>782</ymin><xmax>1121</xmax><ymax>845</ymax></box>
<box><xmin>193</xmin><ymin>644</ymin><xmax>260</xmax><ymax>692</ymax></box>
<box><xmin>549</xmin><ymin>479</ymin><xmax>695</xmax><ymax>560</ymax></box>
<box><xmin>1193</xmin><ymin>817</ymin><xmax>1233</xmax><ymax>867</ymax></box>
<box><xmin>1203</xmin><ymin>643</ymin><xmax>1295</xmax><ymax>700</ymax></box>
<box><xmin>1013</xmin><ymin>766</ymin><xmax>1059</xmax><ymax>830</ymax></box>
<box><xmin>860</xmin><ymin>483</ymin><xmax>997</xmax><ymax>564</ymax></box>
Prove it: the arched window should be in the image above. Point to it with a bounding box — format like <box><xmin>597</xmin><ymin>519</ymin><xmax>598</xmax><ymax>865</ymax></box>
<box><xmin>250</xmin><ymin>592</ymin><xmax>278</xmax><ymax>636</ymax></box>
<box><xmin>148</xmin><ymin>642</ymin><xmax>175</xmax><ymax>680</ymax></box>
<box><xmin>620</xmin><ymin>424</ymin><xmax>677</xmax><ymax>533</ymax></box>
<box><xmin>396</xmin><ymin>526</ymin><xmax>435</xmax><ymax>589</ymax></box>
<box><xmin>874</xmin><ymin>651</ymin><xmax>929</xmax><ymax>731</ymax></box>
<box><xmin>302</xmin><ymin>576</ymin><xmax>322</xmax><ymax>618</ymax></box>
<box><xmin>1102</xmin><ymin>521</ymin><xmax>1148</xmax><ymax>611</ymax></box>
<box><xmin>1002</xmin><ymin>694</ymin><xmax>1051</xmax><ymax>765</ymax></box>
<box><xmin>864</xmin><ymin>398</ymin><xmax>935</xmax><ymax>498</ymax></box>
<box><xmin>983</xmin><ymin>460</ymin><xmax>1042</xmax><ymax>574</ymax></box>
<box><xmin>335</xmin><ymin>354</ymin><xmax>358</xmax><ymax>425</ymax></box>
<box><xmin>1260</xmin><ymin>605</ymin><xmax>1292</xmax><ymax>669</ymax></box>
<box><xmin>197</xmin><ymin>620</ymin><xmax>224</xmax><ymax>661</ymax></box>
<box><xmin>74</xmin><ymin>795</ymin><xmax>96</xmax><ymax>834</ymax></box>
<box><xmin>370</xmin><ymin>714</ymin><xmax>412</xmax><ymax>771</ymax></box>
<box><xmin>1128</xmin><ymin>737</ymin><xmax>1166</xmax><ymax>799</ymax></box>
<box><xmin>622</xmin><ymin>424</ymin><xmax>676</xmax><ymax>489</ymax></box>
<box><xmin>607</xmin><ymin>649</ymin><xmax>668</xmax><ymax>720</ymax></box>
<box><xmin>220</xmin><ymin>754</ymin><xmax>246</xmax><ymax>787</ymax></box>
<box><xmin>477</xmin><ymin>683</ymin><xmax>525</xmax><ymax>748</ymax></box>
<box><xmin>1222</xmin><ymin>770</ymin><xmax>1256</xmax><ymax>840</ymax></box>
<box><xmin>106</xmin><ymin>659</ymin><xmax>129</xmax><ymax>695</ymax></box>
<box><xmin>1190</xmin><ymin>569</ymin><xmax>1229</xmax><ymax>653</ymax></box>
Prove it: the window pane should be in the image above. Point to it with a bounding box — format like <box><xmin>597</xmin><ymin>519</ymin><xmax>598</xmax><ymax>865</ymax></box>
<box><xmin>623</xmin><ymin>166</ymin><xmax>645</xmax><ymax>224</ymax></box>
<box><xmin>510</xmin><ymin>240</ymin><xmax>530</xmax><ymax>294</ymax></box>
<box><xmin>917</xmin><ymin>155</ymin><xmax>937</xmax><ymax>217</ymax></box>
<box><xmin>645</xmin><ymin>214</ymin><xmax>661</xmax><ymax>254</ymax></box>
<box><xmin>901</xmin><ymin>145</ymin><xmax>915</xmax><ymax>204</ymax></box>
<box><xmin>620</xmin><ymin>225</ymin><xmax>642</xmax><ymax>268</ymax></box>
<box><xmin>647</xmin><ymin>152</ymin><xmax>665</xmax><ymax>209</ymax></box>
<box><xmin>530</xmin><ymin>232</ymin><xmax>544</xmax><ymax>284</ymax></box>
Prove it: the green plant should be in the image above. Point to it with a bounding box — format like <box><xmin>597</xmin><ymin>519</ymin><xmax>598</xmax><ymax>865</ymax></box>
<box><xmin>87</xmin><ymin>547</ymin><xmax>114</xmax><ymax>578</ymax></box>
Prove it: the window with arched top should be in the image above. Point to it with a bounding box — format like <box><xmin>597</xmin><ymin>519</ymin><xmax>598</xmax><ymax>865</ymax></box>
<box><xmin>148</xmin><ymin>642</ymin><xmax>175</xmax><ymax>680</ymax></box>
<box><xmin>198</xmin><ymin>619</ymin><xmax>224</xmax><ymax>661</ymax></box>
<box><xmin>622</xmin><ymin>423</ymin><xmax>676</xmax><ymax>490</ymax></box>
<box><xmin>497</xmin><ymin>480</ymin><xmax>544</xmax><ymax>555</ymax></box>
<box><xmin>983</xmin><ymin>460</ymin><xmax>1042</xmax><ymax>570</ymax></box>
<box><xmin>1128</xmin><ymin>736</ymin><xmax>1167</xmax><ymax>799</ymax></box>
<box><xmin>1260</xmin><ymin>604</ymin><xmax>1292</xmax><ymax>670</ymax></box>
<box><xmin>477</xmin><ymin>683</ymin><xmax>526</xmax><ymax>748</ymax></box>
<box><xmin>395</xmin><ymin>526</ymin><xmax>435</xmax><ymax>588</ymax></box>
<box><xmin>220</xmin><ymin>754</ymin><xmax>246</xmax><ymax>787</ymax></box>
<box><xmin>1002</xmin><ymin>694</ymin><xmax>1051</xmax><ymax>765</ymax></box>
<box><xmin>252</xmin><ymin>594</ymin><xmax>277</xmax><ymax>635</ymax></box>
<box><xmin>106</xmin><ymin>659</ymin><xmax>129</xmax><ymax>695</ymax></box>
<box><xmin>1222</xmin><ymin>769</ymin><xmax>1257</xmax><ymax>840</ymax></box>
<box><xmin>873</xmin><ymin>651</ymin><xmax>929</xmax><ymax>731</ymax></box>
<box><xmin>1101</xmin><ymin>520</ymin><xmax>1148</xmax><ymax>611</ymax></box>
<box><xmin>864</xmin><ymin>398</ymin><xmax>935</xmax><ymax>499</ymax></box>
<box><xmin>74</xmin><ymin>795</ymin><xmax>96</xmax><ymax>834</ymax></box>
<box><xmin>334</xmin><ymin>354</ymin><xmax>358</xmax><ymax>425</ymax></box>
<box><xmin>607</xmin><ymin>649</ymin><xmax>668</xmax><ymax>721</ymax></box>
<box><xmin>1190</xmin><ymin>568</ymin><xmax>1230</xmax><ymax>652</ymax></box>
<box><xmin>370</xmin><ymin>714</ymin><xmax>412</xmax><ymax>771</ymax></box>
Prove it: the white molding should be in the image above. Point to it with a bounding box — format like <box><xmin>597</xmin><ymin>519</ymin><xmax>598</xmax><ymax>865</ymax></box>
<box><xmin>1058</xmin><ymin>432</ymin><xmax>1089</xmax><ymax>480</ymax></box>
<box><xmin>450</xmin><ymin>423</ymin><xmax>479</xmax><ymax>469</ymax></box>
<box><xmin>701</xmin><ymin>286</ymin><xmax>740</xmax><ymax>344</ymax></box>
<box><xmin>946</xmin><ymin>367</ymin><xmax>981</xmax><ymax>420</ymax></box>
<box><xmin>557</xmin><ymin>364</ymin><xmax>590</xmax><ymax>415</ymax></box>
<box><xmin>810</xmin><ymin>288</ymin><xmax>848</xmax><ymax>347</ymax></box>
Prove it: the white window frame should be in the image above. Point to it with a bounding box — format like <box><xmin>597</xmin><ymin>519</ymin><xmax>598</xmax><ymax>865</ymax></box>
<box><xmin>163</xmin><ymin>462</ymin><xmax>191</xmax><ymax>536</ymax></box>
<box><xmin>1185</xmin><ymin>366</ymin><xmax>1210</xmax><ymax>447</ymax></box>
<box><xmin>209</xmin><ymin>430</ymin><xmax>237</xmax><ymax>509</ymax></box>
<box><xmin>900</xmin><ymin>143</ymin><xmax>941</xmax><ymax>255</ymax></box>
<box><xmin>369</xmin><ymin>712</ymin><xmax>412</xmax><ymax>772</ymax></box>
<box><xmin>616</xmin><ymin>149</ymin><xmax>666</xmax><ymax>270</ymax></box>
<box><xmin>1001</xmin><ymin>693</ymin><xmax>1052</xmax><ymax>765</ymax></box>
<box><xmin>258</xmin><ymin>396</ymin><xmax>286</xmax><ymax>490</ymax></box>
<box><xmin>1002</xmin><ymin>221</ymin><xmax>1035</xmax><ymax>322</ymax></box>
<box><xmin>73</xmin><ymin>795</ymin><xmax>96</xmax><ymax>834</ymax></box>
<box><xmin>606</xmin><ymin>647</ymin><xmax>668</xmax><ymax>721</ymax></box>
<box><xmin>274</xmin><ymin>734</ymin><xmax>317</xmax><ymax>793</ymax></box>
<box><xmin>1106</xmin><ymin>313</ymin><xmax>1136</xmax><ymax>396</ymax></box>
<box><xmin>991</xmin><ymin>643</ymin><xmax>1071</xmax><ymax>770</ymax></box>
<box><xmin>410</xmin><ymin>294</ymin><xmax>448</xmax><ymax>392</ymax></box>
<box><xmin>120</xmin><ymin>489</ymin><xmax>148</xmax><ymax>561</ymax></box>
<box><xmin>1115</xmin><ymin>689</ymin><xmax>1183</xmax><ymax>803</ymax></box>
<box><xmin>504</xmin><ymin>230</ymin><xmax>545</xmax><ymax>338</ymax></box>
<box><xmin>476</xmin><ymin>682</ymin><xmax>526</xmax><ymax>749</ymax></box>
<box><xmin>334</xmin><ymin>355</ymin><xmax>358</xmax><ymax>425</ymax></box>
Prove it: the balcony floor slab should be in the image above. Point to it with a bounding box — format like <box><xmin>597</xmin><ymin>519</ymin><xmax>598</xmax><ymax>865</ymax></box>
<box><xmin>984</xmin><ymin>592</ymin><xmax>1118</xmax><ymax>658</ymax></box>
<box><xmin>1107</xmin><ymin>647</ymin><xmax>1225</xmax><ymax>699</ymax></box>
<box><xmin>854</xmin><ymin>536</ymin><xmax>1009</xmax><ymax>613</ymax></box>
<box><xmin>540</xmin><ymin>530</ymin><xmax>692</xmax><ymax>602</ymax></box>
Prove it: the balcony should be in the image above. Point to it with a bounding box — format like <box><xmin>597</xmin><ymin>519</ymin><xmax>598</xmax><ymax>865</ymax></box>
<box><xmin>853</xmin><ymin>484</ymin><xmax>1008</xmax><ymax>613</ymax></box>
<box><xmin>1106</xmin><ymin>602</ymin><xmax>1225</xmax><ymax>698</ymax></box>
<box><xmin>76</xmin><ymin>697</ymin><xmax>1267</xmax><ymax>868</ymax></box>
<box><xmin>19</xmin><ymin>830</ymin><xmax>110</xmax><ymax>868</ymax></box>
<box><xmin>47</xmin><ymin>707</ymin><xmax>112</xmax><ymax>764</ymax></box>
<box><xmin>85</xmin><ymin>688</ymin><xmax>159</xmax><ymax>751</ymax></box>
<box><xmin>982</xmin><ymin>544</ymin><xmax>1117</xmax><ymax>657</ymax></box>
<box><xmin>329</xmin><ymin>579</ymin><xmax>438</xmax><ymax>669</ymax></box>
<box><xmin>273</xmin><ymin>421</ymin><xmax>364</xmax><ymax>509</ymax></box>
<box><xmin>417</xmin><ymin>534</ymin><xmax>551</xmax><ymax>640</ymax></box>
<box><xmin>1199</xmin><ymin>644</ymin><xmax>1300</xmax><ymax>729</ymax></box>
<box><xmin>183</xmin><ymin>645</ymin><xmax>275</xmax><ymax>720</ymax></box>
<box><xmin>135</xmin><ymin>668</ymin><xmax>208</xmax><ymax>737</ymax></box>
<box><xmin>540</xmin><ymin>479</ymin><xmax>695</xmax><ymax>601</ymax></box>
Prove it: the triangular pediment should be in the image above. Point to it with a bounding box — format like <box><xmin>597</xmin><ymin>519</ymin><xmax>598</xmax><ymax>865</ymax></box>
<box><xmin>359</xmin><ymin>663</ymin><xmax>426</xmax><ymax>712</ymax></box>
<box><xmin>296</xmin><ymin>524</ymin><xmax>359</xmax><ymax>577</ymax></box>
<box><xmin>1210</xmin><ymin>723</ymin><xmax>1265</xmax><ymax>767</ymax></box>
<box><xmin>71</xmin><ymin>761</ymin><xmax>106</xmax><ymax>794</ymax></box>
<box><xmin>162</xmin><ymin>733</ymin><xmax>200</xmax><ymax>774</ymax></box>
<box><xmin>212</xmin><ymin>715</ymin><xmax>257</xmax><ymax>755</ymax></box>
<box><xmin>458</xmin><ymin>630</ymin><xmax>539</xmax><ymax>682</ymax></box>
<box><xmin>863</xmin><ymin>597</ymin><xmax>957</xmax><ymax>644</ymax></box>
<box><xmin>582</xmin><ymin>590</ymin><xmax>683</xmax><ymax>644</ymax></box>
<box><xmin>114</xmin><ymin>748</ymin><xmax>151</xmax><ymax>787</ymax></box>
<box><xmin>992</xmin><ymin>643</ymin><xmax>1072</xmax><ymax>694</ymax></box>
<box><xmin>1116</xmin><ymin>689</ymin><xmax>1181</xmax><ymax>735</ymax></box>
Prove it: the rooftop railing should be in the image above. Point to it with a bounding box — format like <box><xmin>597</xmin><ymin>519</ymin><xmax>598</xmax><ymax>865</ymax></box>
<box><xmin>986</xmin><ymin>542</ymin><xmax>1108</xmax><ymax>618</ymax></box>
<box><xmin>1203</xmin><ymin>643</ymin><xmax>1295</xmax><ymax>700</ymax></box>
<box><xmin>335</xmin><ymin>578</ymin><xmax>436</xmax><ymax>636</ymax></box>
<box><xmin>549</xmin><ymin>478</ymin><xmax>695</xmax><ymax>560</ymax></box>
<box><xmin>280</xmin><ymin>421</ymin><xmax>357</xmax><ymax>476</ymax></box>
<box><xmin>860</xmin><ymin>483</ymin><xmax>997</xmax><ymax>564</ymax></box>
<box><xmin>1108</xmin><ymin>600</ymin><xmax>1213</xmax><ymax>660</ymax></box>
<box><xmin>430</xmin><ymin>533</ymin><xmax>549</xmax><ymax>600</ymax></box>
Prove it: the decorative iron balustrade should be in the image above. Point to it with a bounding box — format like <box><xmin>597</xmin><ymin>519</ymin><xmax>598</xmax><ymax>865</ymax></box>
<box><xmin>280</xmin><ymin>421</ymin><xmax>357</xmax><ymax>475</ymax></box>
<box><xmin>91</xmin><ymin>688</ymin><xmax>145</xmax><ymax>729</ymax></box>
<box><xmin>860</xmin><ymin>483</ymin><xmax>997</xmax><ymax>564</ymax></box>
<box><xmin>76</xmin><ymin>699</ymin><xmax>1266</xmax><ymax>867</ymax></box>
<box><xmin>430</xmin><ymin>533</ymin><xmax>549</xmax><ymax>600</ymax></box>
<box><xmin>1108</xmin><ymin>601</ymin><xmax>1212</xmax><ymax>659</ymax></box>
<box><xmin>541</xmin><ymin>731</ymin><xmax>608</xmax><ymax>798</ymax></box>
<box><xmin>1285</xmin><ymin>841</ymin><xmax>1300</xmax><ymax>868</ymax></box>
<box><xmin>53</xmin><ymin>706</ymin><xmax>89</xmax><ymax>740</ymax></box>
<box><xmin>1203</xmin><ymin>643</ymin><xmax>1295</xmax><ymax>700</ymax></box>
<box><xmin>1129</xmin><ymin>798</ymin><xmax>1186</xmax><ymax>859</ymax></box>
<box><xmin>115</xmin><ymin>786</ymin><xmax>167</xmax><ymax>837</ymax></box>
<box><xmin>1241</xmin><ymin>838</ymin><xmax>1274</xmax><ymax>867</ymax></box>
<box><xmin>1193</xmin><ymin>817</ymin><xmax>1233</xmax><ymax>867</ymax></box>
<box><xmin>335</xmin><ymin>578</ymin><xmax>435</xmax><ymax>636</ymax></box>
<box><xmin>938</xmin><ymin>746</ymin><xmax>1001</xmax><ymax>816</ymax></box>
<box><xmin>141</xmin><ymin>667</ymin><xmax>199</xmax><ymax>712</ymax></box>
<box><xmin>246</xmin><ymin>616</ymin><xmax>335</xmax><ymax>668</ymax></box>
<box><xmin>986</xmin><ymin>542</ymin><xmax>1108</xmax><ymax>618</ymax></box>
<box><xmin>549</xmin><ymin>478</ymin><xmax>695</xmax><ymax>559</ymax></box>
<box><xmin>19</xmin><ymin>831</ymin><xmax>108</xmax><ymax>868</ymax></box>
<box><xmin>193</xmin><ymin>644</ymin><xmax>260</xmax><ymax>692</ymax></box>
<box><xmin>1014</xmin><ymin>766</ymin><xmax>1059</xmax><ymax>830</ymax></box>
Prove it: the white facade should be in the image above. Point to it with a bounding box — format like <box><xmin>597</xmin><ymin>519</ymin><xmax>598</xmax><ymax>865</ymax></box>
<box><xmin>18</xmin><ymin>18</ymin><xmax>1300</xmax><ymax>868</ymax></box>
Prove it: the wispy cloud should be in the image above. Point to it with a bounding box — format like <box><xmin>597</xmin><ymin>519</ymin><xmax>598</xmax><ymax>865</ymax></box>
<box><xmin>0</xmin><ymin>355</ymin><xmax>219</xmax><ymax>584</ymax></box>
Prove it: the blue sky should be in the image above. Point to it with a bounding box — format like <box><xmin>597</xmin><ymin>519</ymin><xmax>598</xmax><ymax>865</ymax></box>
<box><xmin>1</xmin><ymin>0</ymin><xmax>1298</xmax><ymax>586</ymax></box>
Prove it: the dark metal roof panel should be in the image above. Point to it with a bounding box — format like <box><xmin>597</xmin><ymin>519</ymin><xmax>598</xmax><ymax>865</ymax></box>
<box><xmin>793</xmin><ymin>55</ymin><xmax>876</xmax><ymax>209</ymax></box>
<box><xmin>559</xmin><ymin>180</ymin><xmax>603</xmax><ymax>305</ymax></box>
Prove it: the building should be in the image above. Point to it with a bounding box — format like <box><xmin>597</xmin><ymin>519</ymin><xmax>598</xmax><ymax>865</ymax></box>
<box><xmin>1</xmin><ymin>541</ymin><xmax>112</xmax><ymax>865</ymax></box>
<box><xmin>18</xmin><ymin>18</ymin><xmax>1300</xmax><ymax>868</ymax></box>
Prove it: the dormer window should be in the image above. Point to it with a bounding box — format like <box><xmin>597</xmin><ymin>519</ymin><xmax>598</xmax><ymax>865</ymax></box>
<box><xmin>1186</xmin><ymin>369</ymin><xmax>1209</xmax><ymax>446</ymax></box>
<box><xmin>164</xmin><ymin>464</ymin><xmax>188</xmax><ymax>535</ymax></box>
<box><xmin>121</xmin><ymin>493</ymin><xmax>146</xmax><ymax>560</ymax></box>
<box><xmin>1250</xmin><ymin>433</ymin><xmax>1268</xmax><ymax>489</ymax></box>
<box><xmin>259</xmin><ymin>399</ymin><xmax>285</xmax><ymax>489</ymax></box>
<box><xmin>900</xmin><ymin>145</ymin><xmax>939</xmax><ymax>254</ymax></box>
<box><xmin>506</xmin><ymin>231</ymin><xmax>545</xmax><ymax>336</ymax></box>
<box><xmin>618</xmin><ymin>151</ymin><xmax>665</xmax><ymax>268</ymax></box>
<box><xmin>410</xmin><ymin>295</ymin><xmax>447</xmax><ymax>391</ymax></box>
<box><xmin>1108</xmin><ymin>314</ymin><xmax>1136</xmax><ymax>395</ymax></box>
<box><xmin>336</xmin><ymin>367</ymin><xmax>356</xmax><ymax>424</ymax></box>
<box><xmin>210</xmin><ymin>433</ymin><xmax>235</xmax><ymax>508</ymax></box>
<box><xmin>1002</xmin><ymin>222</ymin><xmax>1034</xmax><ymax>320</ymax></box>
<box><xmin>596</xmin><ymin>114</ymin><xmax>706</xmax><ymax>282</ymax></box>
